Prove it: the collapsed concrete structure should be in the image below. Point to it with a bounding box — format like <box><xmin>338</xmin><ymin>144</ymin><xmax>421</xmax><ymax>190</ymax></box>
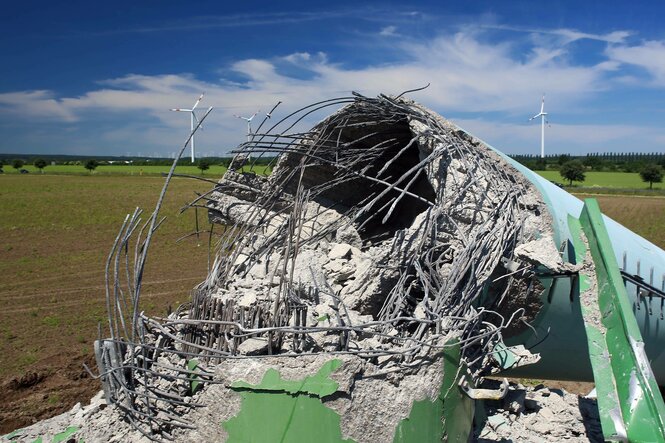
<box><xmin>7</xmin><ymin>93</ymin><xmax>665</xmax><ymax>442</ymax></box>
<box><xmin>99</xmin><ymin>94</ymin><xmax>559</xmax><ymax>441</ymax></box>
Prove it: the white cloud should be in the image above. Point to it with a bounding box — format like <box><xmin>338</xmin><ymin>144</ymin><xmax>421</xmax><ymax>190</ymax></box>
<box><xmin>379</xmin><ymin>26</ymin><xmax>398</xmax><ymax>37</ymax></box>
<box><xmin>606</xmin><ymin>40</ymin><xmax>665</xmax><ymax>85</ymax></box>
<box><xmin>0</xmin><ymin>90</ymin><xmax>77</xmax><ymax>122</ymax></box>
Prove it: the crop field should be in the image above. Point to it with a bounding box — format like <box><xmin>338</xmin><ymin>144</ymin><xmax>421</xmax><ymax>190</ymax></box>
<box><xmin>573</xmin><ymin>193</ymin><xmax>665</xmax><ymax>249</ymax></box>
<box><xmin>0</xmin><ymin>173</ymin><xmax>663</xmax><ymax>433</ymax></box>
<box><xmin>535</xmin><ymin>170</ymin><xmax>658</xmax><ymax>189</ymax></box>
<box><xmin>0</xmin><ymin>174</ymin><xmax>213</xmax><ymax>432</ymax></box>
<box><xmin>1</xmin><ymin>164</ymin><xmax>271</xmax><ymax>176</ymax></box>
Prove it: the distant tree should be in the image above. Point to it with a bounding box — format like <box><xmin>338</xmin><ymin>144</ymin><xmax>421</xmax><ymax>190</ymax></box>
<box><xmin>559</xmin><ymin>160</ymin><xmax>586</xmax><ymax>186</ymax></box>
<box><xmin>583</xmin><ymin>155</ymin><xmax>604</xmax><ymax>171</ymax></box>
<box><xmin>84</xmin><ymin>159</ymin><xmax>99</xmax><ymax>173</ymax></box>
<box><xmin>623</xmin><ymin>161</ymin><xmax>645</xmax><ymax>173</ymax></box>
<box><xmin>639</xmin><ymin>164</ymin><xmax>663</xmax><ymax>190</ymax></box>
<box><xmin>534</xmin><ymin>158</ymin><xmax>547</xmax><ymax>171</ymax></box>
<box><xmin>33</xmin><ymin>158</ymin><xmax>47</xmax><ymax>173</ymax></box>
<box><xmin>0</xmin><ymin>159</ymin><xmax>3</xmax><ymax>172</ymax></box>
<box><xmin>557</xmin><ymin>154</ymin><xmax>571</xmax><ymax>166</ymax></box>
<box><xmin>197</xmin><ymin>158</ymin><xmax>211</xmax><ymax>175</ymax></box>
<box><xmin>12</xmin><ymin>159</ymin><xmax>24</xmax><ymax>171</ymax></box>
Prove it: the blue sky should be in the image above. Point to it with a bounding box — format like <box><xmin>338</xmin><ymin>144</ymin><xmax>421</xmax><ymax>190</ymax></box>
<box><xmin>2</xmin><ymin>0</ymin><xmax>665</xmax><ymax>157</ymax></box>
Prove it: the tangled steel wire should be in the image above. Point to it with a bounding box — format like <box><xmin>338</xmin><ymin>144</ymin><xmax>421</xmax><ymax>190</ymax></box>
<box><xmin>92</xmin><ymin>91</ymin><xmax>547</xmax><ymax>439</ymax></box>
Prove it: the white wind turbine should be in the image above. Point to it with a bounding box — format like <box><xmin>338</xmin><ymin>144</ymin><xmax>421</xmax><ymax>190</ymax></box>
<box><xmin>529</xmin><ymin>94</ymin><xmax>549</xmax><ymax>159</ymax></box>
<box><xmin>234</xmin><ymin>110</ymin><xmax>260</xmax><ymax>142</ymax></box>
<box><xmin>170</xmin><ymin>93</ymin><xmax>205</xmax><ymax>163</ymax></box>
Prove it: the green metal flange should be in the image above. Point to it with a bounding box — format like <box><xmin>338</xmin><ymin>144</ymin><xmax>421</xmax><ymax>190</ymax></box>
<box><xmin>573</xmin><ymin>198</ymin><xmax>665</xmax><ymax>442</ymax></box>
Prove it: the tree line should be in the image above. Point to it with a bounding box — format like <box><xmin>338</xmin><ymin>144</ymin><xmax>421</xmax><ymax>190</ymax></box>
<box><xmin>506</xmin><ymin>153</ymin><xmax>664</xmax><ymax>189</ymax></box>
<box><xmin>510</xmin><ymin>152</ymin><xmax>665</xmax><ymax>173</ymax></box>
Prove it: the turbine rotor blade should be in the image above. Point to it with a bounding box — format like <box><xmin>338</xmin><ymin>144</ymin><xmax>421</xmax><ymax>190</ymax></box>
<box><xmin>192</xmin><ymin>93</ymin><xmax>204</xmax><ymax>110</ymax></box>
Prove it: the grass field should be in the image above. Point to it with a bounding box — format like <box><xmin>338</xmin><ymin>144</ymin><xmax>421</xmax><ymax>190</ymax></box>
<box><xmin>0</xmin><ymin>164</ymin><xmax>271</xmax><ymax>176</ymax></box>
<box><xmin>535</xmin><ymin>170</ymin><xmax>660</xmax><ymax>189</ymax></box>
<box><xmin>0</xmin><ymin>173</ymin><xmax>663</xmax><ymax>432</ymax></box>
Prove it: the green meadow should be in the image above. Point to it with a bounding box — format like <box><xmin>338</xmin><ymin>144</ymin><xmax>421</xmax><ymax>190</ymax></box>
<box><xmin>534</xmin><ymin>170</ymin><xmax>658</xmax><ymax>189</ymax></box>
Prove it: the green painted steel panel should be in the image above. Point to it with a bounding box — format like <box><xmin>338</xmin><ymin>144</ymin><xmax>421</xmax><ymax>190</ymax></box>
<box><xmin>223</xmin><ymin>360</ymin><xmax>354</xmax><ymax>443</ymax></box>
<box><xmin>223</xmin><ymin>346</ymin><xmax>474</xmax><ymax>443</ymax></box>
<box><xmin>568</xmin><ymin>214</ymin><xmax>624</xmax><ymax>439</ymax></box>
<box><xmin>578</xmin><ymin>198</ymin><xmax>665</xmax><ymax>442</ymax></box>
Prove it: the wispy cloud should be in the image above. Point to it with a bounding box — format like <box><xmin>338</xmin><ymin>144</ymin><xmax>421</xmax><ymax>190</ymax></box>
<box><xmin>85</xmin><ymin>7</ymin><xmax>428</xmax><ymax>36</ymax></box>
<box><xmin>379</xmin><ymin>26</ymin><xmax>399</xmax><ymax>37</ymax></box>
<box><xmin>484</xmin><ymin>24</ymin><xmax>631</xmax><ymax>45</ymax></box>
<box><xmin>88</xmin><ymin>11</ymin><xmax>354</xmax><ymax>35</ymax></box>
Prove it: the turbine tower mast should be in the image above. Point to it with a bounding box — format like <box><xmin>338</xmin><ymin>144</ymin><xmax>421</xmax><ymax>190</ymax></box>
<box><xmin>170</xmin><ymin>93</ymin><xmax>205</xmax><ymax>163</ymax></box>
<box><xmin>529</xmin><ymin>94</ymin><xmax>549</xmax><ymax>159</ymax></box>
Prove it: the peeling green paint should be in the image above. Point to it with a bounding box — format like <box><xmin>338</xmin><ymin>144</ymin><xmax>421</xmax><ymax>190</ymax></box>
<box><xmin>4</xmin><ymin>426</ymin><xmax>79</xmax><ymax>443</ymax></box>
<box><xmin>2</xmin><ymin>429</ymin><xmax>23</xmax><ymax>441</ymax></box>
<box><xmin>392</xmin><ymin>394</ymin><xmax>443</xmax><ymax>443</ymax></box>
<box><xmin>441</xmin><ymin>339</ymin><xmax>474</xmax><ymax>442</ymax></box>
<box><xmin>223</xmin><ymin>351</ymin><xmax>474</xmax><ymax>443</ymax></box>
<box><xmin>187</xmin><ymin>358</ymin><xmax>202</xmax><ymax>394</ymax></box>
<box><xmin>230</xmin><ymin>359</ymin><xmax>342</xmax><ymax>397</ymax></box>
<box><xmin>393</xmin><ymin>340</ymin><xmax>473</xmax><ymax>443</ymax></box>
<box><xmin>52</xmin><ymin>426</ymin><xmax>79</xmax><ymax>443</ymax></box>
<box><xmin>224</xmin><ymin>359</ymin><xmax>354</xmax><ymax>443</ymax></box>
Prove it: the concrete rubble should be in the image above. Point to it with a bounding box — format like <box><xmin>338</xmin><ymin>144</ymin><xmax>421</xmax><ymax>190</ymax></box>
<box><xmin>474</xmin><ymin>382</ymin><xmax>604</xmax><ymax>442</ymax></box>
<box><xmin>4</xmin><ymin>94</ymin><xmax>605</xmax><ymax>442</ymax></box>
<box><xmin>5</xmin><ymin>379</ymin><xmax>605</xmax><ymax>442</ymax></box>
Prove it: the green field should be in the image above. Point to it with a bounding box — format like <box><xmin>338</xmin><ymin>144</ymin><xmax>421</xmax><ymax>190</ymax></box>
<box><xmin>0</xmin><ymin>164</ymin><xmax>271</xmax><ymax>176</ymax></box>
<box><xmin>534</xmin><ymin>170</ymin><xmax>659</xmax><ymax>189</ymax></box>
<box><xmin>2</xmin><ymin>165</ymin><xmax>657</xmax><ymax>191</ymax></box>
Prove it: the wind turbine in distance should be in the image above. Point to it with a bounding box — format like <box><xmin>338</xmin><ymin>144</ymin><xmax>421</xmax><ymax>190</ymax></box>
<box><xmin>529</xmin><ymin>94</ymin><xmax>549</xmax><ymax>159</ymax></box>
<box><xmin>170</xmin><ymin>93</ymin><xmax>205</xmax><ymax>163</ymax></box>
<box><xmin>234</xmin><ymin>111</ymin><xmax>260</xmax><ymax>142</ymax></box>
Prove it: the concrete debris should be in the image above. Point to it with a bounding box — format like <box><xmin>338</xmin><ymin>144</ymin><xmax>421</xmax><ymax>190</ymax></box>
<box><xmin>17</xmin><ymin>93</ymin><xmax>580</xmax><ymax>441</ymax></box>
<box><xmin>474</xmin><ymin>382</ymin><xmax>604</xmax><ymax>442</ymax></box>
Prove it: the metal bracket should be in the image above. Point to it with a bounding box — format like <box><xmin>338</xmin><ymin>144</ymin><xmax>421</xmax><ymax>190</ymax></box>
<box><xmin>459</xmin><ymin>377</ymin><xmax>509</xmax><ymax>400</ymax></box>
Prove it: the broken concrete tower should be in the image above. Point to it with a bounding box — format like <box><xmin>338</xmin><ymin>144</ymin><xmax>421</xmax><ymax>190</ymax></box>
<box><xmin>83</xmin><ymin>94</ymin><xmax>562</xmax><ymax>441</ymax></box>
